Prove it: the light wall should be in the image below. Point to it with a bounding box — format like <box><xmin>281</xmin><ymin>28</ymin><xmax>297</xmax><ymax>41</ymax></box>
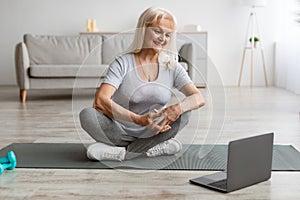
<box><xmin>275</xmin><ymin>0</ymin><xmax>300</xmax><ymax>94</ymax></box>
<box><xmin>0</xmin><ymin>0</ymin><xmax>283</xmax><ymax>86</ymax></box>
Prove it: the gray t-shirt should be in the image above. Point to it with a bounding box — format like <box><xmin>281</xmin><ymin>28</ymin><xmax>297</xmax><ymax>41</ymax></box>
<box><xmin>102</xmin><ymin>53</ymin><xmax>192</xmax><ymax>136</ymax></box>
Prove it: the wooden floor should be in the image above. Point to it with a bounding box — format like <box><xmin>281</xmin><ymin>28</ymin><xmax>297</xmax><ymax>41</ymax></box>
<box><xmin>0</xmin><ymin>86</ymin><xmax>299</xmax><ymax>199</ymax></box>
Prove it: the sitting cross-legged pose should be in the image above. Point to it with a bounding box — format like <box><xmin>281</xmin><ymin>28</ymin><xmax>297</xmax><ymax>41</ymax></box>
<box><xmin>79</xmin><ymin>7</ymin><xmax>205</xmax><ymax>161</ymax></box>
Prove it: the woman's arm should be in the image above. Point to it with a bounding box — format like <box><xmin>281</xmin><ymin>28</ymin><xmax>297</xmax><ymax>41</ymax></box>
<box><xmin>156</xmin><ymin>83</ymin><xmax>205</xmax><ymax>133</ymax></box>
<box><xmin>93</xmin><ymin>83</ymin><xmax>137</xmax><ymax>122</ymax></box>
<box><xmin>178</xmin><ymin>83</ymin><xmax>205</xmax><ymax>113</ymax></box>
<box><xmin>94</xmin><ymin>83</ymin><xmax>162</xmax><ymax>130</ymax></box>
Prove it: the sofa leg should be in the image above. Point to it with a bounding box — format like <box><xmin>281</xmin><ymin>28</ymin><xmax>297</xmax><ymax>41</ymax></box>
<box><xmin>20</xmin><ymin>89</ymin><xmax>27</xmax><ymax>103</ymax></box>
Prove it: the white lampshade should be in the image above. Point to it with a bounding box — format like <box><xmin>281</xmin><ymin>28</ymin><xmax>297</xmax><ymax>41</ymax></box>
<box><xmin>242</xmin><ymin>0</ymin><xmax>267</xmax><ymax>7</ymax></box>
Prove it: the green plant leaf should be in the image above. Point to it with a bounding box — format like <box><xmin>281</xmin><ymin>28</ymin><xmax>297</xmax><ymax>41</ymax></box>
<box><xmin>249</xmin><ymin>37</ymin><xmax>259</xmax><ymax>42</ymax></box>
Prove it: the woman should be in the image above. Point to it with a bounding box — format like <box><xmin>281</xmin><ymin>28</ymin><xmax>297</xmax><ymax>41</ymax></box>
<box><xmin>79</xmin><ymin>7</ymin><xmax>205</xmax><ymax>161</ymax></box>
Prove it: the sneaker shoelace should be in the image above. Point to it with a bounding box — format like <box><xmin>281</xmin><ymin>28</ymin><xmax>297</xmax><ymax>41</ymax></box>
<box><xmin>102</xmin><ymin>151</ymin><xmax>123</xmax><ymax>161</ymax></box>
<box><xmin>147</xmin><ymin>141</ymin><xmax>169</xmax><ymax>156</ymax></box>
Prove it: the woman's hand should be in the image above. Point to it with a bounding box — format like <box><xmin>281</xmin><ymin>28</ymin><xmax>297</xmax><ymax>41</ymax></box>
<box><xmin>133</xmin><ymin>104</ymin><xmax>182</xmax><ymax>135</ymax></box>
<box><xmin>161</xmin><ymin>104</ymin><xmax>182</xmax><ymax>126</ymax></box>
<box><xmin>152</xmin><ymin>104</ymin><xmax>182</xmax><ymax>134</ymax></box>
<box><xmin>133</xmin><ymin>111</ymin><xmax>170</xmax><ymax>134</ymax></box>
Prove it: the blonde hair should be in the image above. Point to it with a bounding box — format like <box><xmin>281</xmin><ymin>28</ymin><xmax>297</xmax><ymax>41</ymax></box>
<box><xmin>126</xmin><ymin>7</ymin><xmax>178</xmax><ymax>68</ymax></box>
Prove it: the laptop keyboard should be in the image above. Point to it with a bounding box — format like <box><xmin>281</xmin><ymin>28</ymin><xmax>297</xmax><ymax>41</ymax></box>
<box><xmin>208</xmin><ymin>179</ymin><xmax>227</xmax><ymax>189</ymax></box>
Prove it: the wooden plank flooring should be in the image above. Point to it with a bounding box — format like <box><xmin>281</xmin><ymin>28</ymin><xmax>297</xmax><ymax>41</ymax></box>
<box><xmin>0</xmin><ymin>86</ymin><xmax>299</xmax><ymax>199</ymax></box>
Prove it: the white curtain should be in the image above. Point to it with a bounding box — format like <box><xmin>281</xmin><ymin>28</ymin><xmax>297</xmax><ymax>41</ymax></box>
<box><xmin>275</xmin><ymin>0</ymin><xmax>300</xmax><ymax>94</ymax></box>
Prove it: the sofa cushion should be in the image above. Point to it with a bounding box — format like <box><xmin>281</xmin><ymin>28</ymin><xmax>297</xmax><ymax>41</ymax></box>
<box><xmin>102</xmin><ymin>33</ymin><xmax>134</xmax><ymax>64</ymax></box>
<box><xmin>29</xmin><ymin>64</ymin><xmax>108</xmax><ymax>78</ymax></box>
<box><xmin>24</xmin><ymin>34</ymin><xmax>102</xmax><ymax>65</ymax></box>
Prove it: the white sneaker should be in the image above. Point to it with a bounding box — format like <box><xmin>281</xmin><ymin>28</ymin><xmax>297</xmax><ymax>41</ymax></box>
<box><xmin>146</xmin><ymin>138</ymin><xmax>182</xmax><ymax>157</ymax></box>
<box><xmin>87</xmin><ymin>143</ymin><xmax>126</xmax><ymax>161</ymax></box>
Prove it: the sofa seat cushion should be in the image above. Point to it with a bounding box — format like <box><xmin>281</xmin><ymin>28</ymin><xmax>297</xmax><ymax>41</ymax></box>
<box><xmin>29</xmin><ymin>64</ymin><xmax>108</xmax><ymax>78</ymax></box>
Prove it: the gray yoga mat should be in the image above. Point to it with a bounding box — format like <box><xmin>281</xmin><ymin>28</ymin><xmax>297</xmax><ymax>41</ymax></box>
<box><xmin>1</xmin><ymin>143</ymin><xmax>300</xmax><ymax>171</ymax></box>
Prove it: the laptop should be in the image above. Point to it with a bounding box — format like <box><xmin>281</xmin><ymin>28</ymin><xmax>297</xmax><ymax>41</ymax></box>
<box><xmin>189</xmin><ymin>133</ymin><xmax>274</xmax><ymax>193</ymax></box>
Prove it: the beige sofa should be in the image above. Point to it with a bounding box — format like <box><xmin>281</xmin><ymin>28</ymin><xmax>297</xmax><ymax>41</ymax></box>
<box><xmin>15</xmin><ymin>33</ymin><xmax>195</xmax><ymax>102</ymax></box>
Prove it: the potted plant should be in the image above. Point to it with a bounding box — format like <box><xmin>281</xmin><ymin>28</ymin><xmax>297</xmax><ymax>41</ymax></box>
<box><xmin>249</xmin><ymin>36</ymin><xmax>260</xmax><ymax>48</ymax></box>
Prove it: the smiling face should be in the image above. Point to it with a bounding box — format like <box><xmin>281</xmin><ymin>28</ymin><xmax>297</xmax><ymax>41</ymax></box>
<box><xmin>143</xmin><ymin>17</ymin><xmax>175</xmax><ymax>53</ymax></box>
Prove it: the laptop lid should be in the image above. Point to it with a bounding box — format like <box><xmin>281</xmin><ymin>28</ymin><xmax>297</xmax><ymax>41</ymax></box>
<box><xmin>226</xmin><ymin>133</ymin><xmax>274</xmax><ymax>192</ymax></box>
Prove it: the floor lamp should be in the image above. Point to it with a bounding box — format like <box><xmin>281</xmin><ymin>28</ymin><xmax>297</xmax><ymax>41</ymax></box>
<box><xmin>238</xmin><ymin>0</ymin><xmax>268</xmax><ymax>87</ymax></box>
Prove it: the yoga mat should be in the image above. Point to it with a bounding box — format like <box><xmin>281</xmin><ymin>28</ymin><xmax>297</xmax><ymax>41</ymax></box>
<box><xmin>1</xmin><ymin>143</ymin><xmax>300</xmax><ymax>171</ymax></box>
